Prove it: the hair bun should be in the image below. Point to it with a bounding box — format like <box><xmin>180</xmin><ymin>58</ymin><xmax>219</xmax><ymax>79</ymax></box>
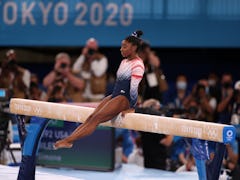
<box><xmin>131</xmin><ymin>30</ymin><xmax>143</xmax><ymax>38</ymax></box>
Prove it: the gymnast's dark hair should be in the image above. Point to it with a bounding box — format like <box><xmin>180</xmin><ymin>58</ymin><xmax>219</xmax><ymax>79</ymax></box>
<box><xmin>139</xmin><ymin>41</ymin><xmax>150</xmax><ymax>52</ymax></box>
<box><xmin>125</xmin><ymin>30</ymin><xmax>143</xmax><ymax>51</ymax></box>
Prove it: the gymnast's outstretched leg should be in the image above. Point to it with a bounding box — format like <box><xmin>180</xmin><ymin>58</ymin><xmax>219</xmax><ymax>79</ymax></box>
<box><xmin>53</xmin><ymin>95</ymin><xmax>130</xmax><ymax>149</ymax></box>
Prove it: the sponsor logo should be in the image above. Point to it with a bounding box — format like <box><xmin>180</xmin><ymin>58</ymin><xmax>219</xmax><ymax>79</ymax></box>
<box><xmin>181</xmin><ymin>125</ymin><xmax>202</xmax><ymax>138</ymax></box>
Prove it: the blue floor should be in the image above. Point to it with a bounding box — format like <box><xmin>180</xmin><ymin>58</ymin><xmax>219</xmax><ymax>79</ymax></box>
<box><xmin>0</xmin><ymin>164</ymin><xmax>198</xmax><ymax>180</ymax></box>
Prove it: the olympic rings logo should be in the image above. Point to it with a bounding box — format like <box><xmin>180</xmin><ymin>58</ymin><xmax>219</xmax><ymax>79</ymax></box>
<box><xmin>205</xmin><ymin>126</ymin><xmax>218</xmax><ymax>140</ymax></box>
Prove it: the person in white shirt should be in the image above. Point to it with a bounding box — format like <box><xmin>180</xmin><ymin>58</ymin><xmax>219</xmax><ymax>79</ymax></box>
<box><xmin>72</xmin><ymin>38</ymin><xmax>108</xmax><ymax>102</ymax></box>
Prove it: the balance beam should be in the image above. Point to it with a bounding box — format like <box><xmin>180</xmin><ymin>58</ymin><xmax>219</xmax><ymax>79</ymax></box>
<box><xmin>9</xmin><ymin>98</ymin><xmax>236</xmax><ymax>144</ymax></box>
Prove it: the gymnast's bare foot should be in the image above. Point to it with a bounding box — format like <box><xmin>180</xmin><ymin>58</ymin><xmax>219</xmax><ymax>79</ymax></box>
<box><xmin>53</xmin><ymin>139</ymin><xmax>73</xmax><ymax>150</ymax></box>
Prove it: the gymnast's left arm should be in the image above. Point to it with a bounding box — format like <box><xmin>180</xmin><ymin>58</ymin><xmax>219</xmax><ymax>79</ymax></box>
<box><xmin>129</xmin><ymin>61</ymin><xmax>145</xmax><ymax>108</ymax></box>
<box><xmin>121</xmin><ymin>63</ymin><xmax>144</xmax><ymax>117</ymax></box>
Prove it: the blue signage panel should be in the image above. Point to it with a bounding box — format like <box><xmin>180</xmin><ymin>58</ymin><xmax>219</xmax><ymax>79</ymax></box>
<box><xmin>0</xmin><ymin>0</ymin><xmax>240</xmax><ymax>47</ymax></box>
<box><xmin>37</xmin><ymin>120</ymin><xmax>115</xmax><ymax>171</ymax></box>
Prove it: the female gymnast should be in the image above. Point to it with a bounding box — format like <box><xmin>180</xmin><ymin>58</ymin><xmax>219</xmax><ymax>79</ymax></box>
<box><xmin>54</xmin><ymin>30</ymin><xmax>145</xmax><ymax>149</ymax></box>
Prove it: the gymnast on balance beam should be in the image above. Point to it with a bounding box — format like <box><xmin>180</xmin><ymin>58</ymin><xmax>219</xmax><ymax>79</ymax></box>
<box><xmin>53</xmin><ymin>30</ymin><xmax>145</xmax><ymax>149</ymax></box>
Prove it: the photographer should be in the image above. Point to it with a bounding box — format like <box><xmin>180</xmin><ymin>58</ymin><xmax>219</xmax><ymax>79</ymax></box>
<box><xmin>136</xmin><ymin>99</ymin><xmax>173</xmax><ymax>170</ymax></box>
<box><xmin>43</xmin><ymin>52</ymin><xmax>85</xmax><ymax>102</ymax></box>
<box><xmin>169</xmin><ymin>99</ymin><xmax>200</xmax><ymax>171</ymax></box>
<box><xmin>231</xmin><ymin>81</ymin><xmax>240</xmax><ymax>125</ymax></box>
<box><xmin>183</xmin><ymin>80</ymin><xmax>217</xmax><ymax>122</ymax></box>
<box><xmin>0</xmin><ymin>49</ymin><xmax>31</xmax><ymax>99</ymax></box>
<box><xmin>0</xmin><ymin>49</ymin><xmax>31</xmax><ymax>164</ymax></box>
<box><xmin>217</xmin><ymin>73</ymin><xmax>234</xmax><ymax>124</ymax></box>
<box><xmin>138</xmin><ymin>42</ymin><xmax>168</xmax><ymax>103</ymax></box>
<box><xmin>72</xmin><ymin>38</ymin><xmax>108</xmax><ymax>102</ymax></box>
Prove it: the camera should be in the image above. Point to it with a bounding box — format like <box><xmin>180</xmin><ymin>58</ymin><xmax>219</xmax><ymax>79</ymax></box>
<box><xmin>6</xmin><ymin>59</ymin><xmax>17</xmax><ymax>69</ymax></box>
<box><xmin>60</xmin><ymin>63</ymin><xmax>67</xmax><ymax>69</ymax></box>
<box><xmin>87</xmin><ymin>48</ymin><xmax>96</xmax><ymax>55</ymax></box>
<box><xmin>234</xmin><ymin>89</ymin><xmax>240</xmax><ymax>98</ymax></box>
<box><xmin>187</xmin><ymin>106</ymin><xmax>199</xmax><ymax>115</ymax></box>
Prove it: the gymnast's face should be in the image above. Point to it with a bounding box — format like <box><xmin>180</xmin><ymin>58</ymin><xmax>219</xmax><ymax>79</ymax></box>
<box><xmin>120</xmin><ymin>40</ymin><xmax>137</xmax><ymax>59</ymax></box>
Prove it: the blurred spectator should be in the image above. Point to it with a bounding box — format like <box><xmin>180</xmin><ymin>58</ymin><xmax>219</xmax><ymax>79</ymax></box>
<box><xmin>230</xmin><ymin>80</ymin><xmax>240</xmax><ymax>167</ymax></box>
<box><xmin>29</xmin><ymin>82</ymin><xmax>47</xmax><ymax>101</ymax></box>
<box><xmin>184</xmin><ymin>99</ymin><xmax>201</xmax><ymax>120</ymax></box>
<box><xmin>30</xmin><ymin>73</ymin><xmax>46</xmax><ymax>92</ymax></box>
<box><xmin>43</xmin><ymin>52</ymin><xmax>85</xmax><ymax>102</ymax></box>
<box><xmin>47</xmin><ymin>80</ymin><xmax>67</xmax><ymax>102</ymax></box>
<box><xmin>184</xmin><ymin>92</ymin><xmax>219</xmax><ymax>162</ymax></box>
<box><xmin>142</xmin><ymin>98</ymin><xmax>161</xmax><ymax>110</ymax></box>
<box><xmin>169</xmin><ymin>136</ymin><xmax>187</xmax><ymax>171</ymax></box>
<box><xmin>229</xmin><ymin>80</ymin><xmax>240</xmax><ymax>126</ymax></box>
<box><xmin>0</xmin><ymin>49</ymin><xmax>31</xmax><ymax>99</ymax></box>
<box><xmin>136</xmin><ymin>99</ymin><xmax>173</xmax><ymax>170</ymax></box>
<box><xmin>127</xmin><ymin>135</ymin><xmax>144</xmax><ymax>167</ymax></box>
<box><xmin>115</xmin><ymin>128</ymin><xmax>135</xmax><ymax>163</ymax></box>
<box><xmin>138</xmin><ymin>42</ymin><xmax>168</xmax><ymax>103</ymax></box>
<box><xmin>170</xmin><ymin>99</ymin><xmax>200</xmax><ymax>171</ymax></box>
<box><xmin>217</xmin><ymin>73</ymin><xmax>234</xmax><ymax>124</ymax></box>
<box><xmin>221</xmin><ymin>140</ymin><xmax>240</xmax><ymax>180</ymax></box>
<box><xmin>29</xmin><ymin>73</ymin><xmax>47</xmax><ymax>101</ymax></box>
<box><xmin>176</xmin><ymin>154</ymin><xmax>197</xmax><ymax>172</ymax></box>
<box><xmin>164</xmin><ymin>74</ymin><xmax>190</xmax><ymax>111</ymax></box>
<box><xmin>183</xmin><ymin>80</ymin><xmax>217</xmax><ymax>122</ymax></box>
<box><xmin>72</xmin><ymin>38</ymin><xmax>108</xmax><ymax>102</ymax></box>
<box><xmin>207</xmin><ymin>72</ymin><xmax>221</xmax><ymax>103</ymax></box>
<box><xmin>196</xmin><ymin>81</ymin><xmax>217</xmax><ymax>122</ymax></box>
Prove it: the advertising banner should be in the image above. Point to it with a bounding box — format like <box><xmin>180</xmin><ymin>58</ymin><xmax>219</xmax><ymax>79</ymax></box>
<box><xmin>37</xmin><ymin>120</ymin><xmax>115</xmax><ymax>171</ymax></box>
<box><xmin>0</xmin><ymin>0</ymin><xmax>240</xmax><ymax>47</ymax></box>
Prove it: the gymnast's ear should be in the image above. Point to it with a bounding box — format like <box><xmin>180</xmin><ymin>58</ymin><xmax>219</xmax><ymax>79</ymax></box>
<box><xmin>132</xmin><ymin>44</ymin><xmax>138</xmax><ymax>52</ymax></box>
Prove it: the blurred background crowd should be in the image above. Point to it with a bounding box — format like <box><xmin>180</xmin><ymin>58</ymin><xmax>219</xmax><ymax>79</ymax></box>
<box><xmin>0</xmin><ymin>38</ymin><xmax>240</xmax><ymax>179</ymax></box>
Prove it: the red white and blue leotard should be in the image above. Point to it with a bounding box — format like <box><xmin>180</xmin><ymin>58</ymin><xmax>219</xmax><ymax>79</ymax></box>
<box><xmin>112</xmin><ymin>57</ymin><xmax>145</xmax><ymax>108</ymax></box>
